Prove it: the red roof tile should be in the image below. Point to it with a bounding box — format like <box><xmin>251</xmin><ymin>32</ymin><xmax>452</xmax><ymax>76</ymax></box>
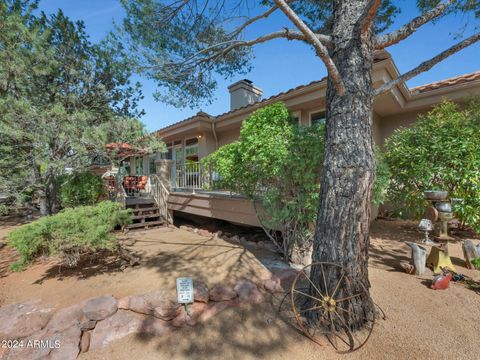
<box><xmin>410</xmin><ymin>71</ymin><xmax>480</xmax><ymax>93</ymax></box>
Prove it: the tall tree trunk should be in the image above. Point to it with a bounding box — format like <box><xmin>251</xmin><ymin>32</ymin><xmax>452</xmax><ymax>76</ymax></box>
<box><xmin>45</xmin><ymin>170</ymin><xmax>59</xmax><ymax>214</ymax></box>
<box><xmin>310</xmin><ymin>0</ymin><xmax>376</xmax><ymax>327</ymax></box>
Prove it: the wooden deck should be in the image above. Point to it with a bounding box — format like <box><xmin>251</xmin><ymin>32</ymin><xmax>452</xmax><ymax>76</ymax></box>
<box><xmin>167</xmin><ymin>191</ymin><xmax>260</xmax><ymax>227</ymax></box>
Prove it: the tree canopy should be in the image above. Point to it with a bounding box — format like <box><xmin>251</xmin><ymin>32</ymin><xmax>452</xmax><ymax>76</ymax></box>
<box><xmin>0</xmin><ymin>0</ymin><xmax>163</xmax><ymax>214</ymax></box>
<box><xmin>116</xmin><ymin>0</ymin><xmax>480</xmax><ymax>107</ymax></box>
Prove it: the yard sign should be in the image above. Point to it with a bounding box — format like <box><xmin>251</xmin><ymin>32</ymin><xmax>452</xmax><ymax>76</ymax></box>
<box><xmin>176</xmin><ymin>277</ymin><xmax>194</xmax><ymax>304</ymax></box>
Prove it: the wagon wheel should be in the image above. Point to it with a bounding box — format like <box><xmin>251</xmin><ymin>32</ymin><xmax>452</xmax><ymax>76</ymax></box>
<box><xmin>291</xmin><ymin>262</ymin><xmax>375</xmax><ymax>353</ymax></box>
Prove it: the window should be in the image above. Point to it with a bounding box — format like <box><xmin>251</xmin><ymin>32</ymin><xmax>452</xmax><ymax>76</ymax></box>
<box><xmin>160</xmin><ymin>146</ymin><xmax>173</xmax><ymax>160</ymax></box>
<box><xmin>185</xmin><ymin>137</ymin><xmax>199</xmax><ymax>162</ymax></box>
<box><xmin>149</xmin><ymin>155</ymin><xmax>156</xmax><ymax>174</ymax></box>
<box><xmin>310</xmin><ymin>111</ymin><xmax>326</xmax><ymax>126</ymax></box>
<box><xmin>135</xmin><ymin>157</ymin><xmax>144</xmax><ymax>175</ymax></box>
<box><xmin>291</xmin><ymin>110</ymin><xmax>301</xmax><ymax>125</ymax></box>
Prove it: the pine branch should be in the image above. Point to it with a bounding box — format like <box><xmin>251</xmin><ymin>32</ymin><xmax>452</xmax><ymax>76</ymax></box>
<box><xmin>360</xmin><ymin>0</ymin><xmax>383</xmax><ymax>36</ymax></box>
<box><xmin>273</xmin><ymin>0</ymin><xmax>345</xmax><ymax>96</ymax></box>
<box><xmin>375</xmin><ymin>0</ymin><xmax>457</xmax><ymax>49</ymax></box>
<box><xmin>374</xmin><ymin>32</ymin><xmax>480</xmax><ymax>96</ymax></box>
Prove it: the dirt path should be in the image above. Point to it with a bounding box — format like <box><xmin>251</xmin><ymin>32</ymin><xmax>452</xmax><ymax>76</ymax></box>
<box><xmin>2</xmin><ymin>218</ymin><xmax>480</xmax><ymax>359</ymax></box>
<box><xmin>0</xmin><ymin>225</ymin><xmax>271</xmax><ymax>308</ymax></box>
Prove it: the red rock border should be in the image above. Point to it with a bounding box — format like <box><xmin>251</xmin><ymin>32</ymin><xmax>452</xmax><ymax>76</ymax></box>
<box><xmin>0</xmin><ymin>271</ymin><xmax>297</xmax><ymax>360</ymax></box>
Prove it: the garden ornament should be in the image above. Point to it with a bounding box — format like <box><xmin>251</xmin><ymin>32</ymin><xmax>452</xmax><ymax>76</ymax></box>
<box><xmin>405</xmin><ymin>242</ymin><xmax>427</xmax><ymax>275</ymax></box>
<box><xmin>418</xmin><ymin>219</ymin><xmax>434</xmax><ymax>244</ymax></box>
<box><xmin>462</xmin><ymin>240</ymin><xmax>479</xmax><ymax>270</ymax></box>
<box><xmin>431</xmin><ymin>271</ymin><xmax>452</xmax><ymax>290</ymax></box>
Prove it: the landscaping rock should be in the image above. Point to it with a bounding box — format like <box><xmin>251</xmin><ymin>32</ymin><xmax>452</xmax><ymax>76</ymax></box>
<box><xmin>90</xmin><ymin>310</ymin><xmax>145</xmax><ymax>350</ymax></box>
<box><xmin>229</xmin><ymin>235</ymin><xmax>240</xmax><ymax>243</ymax></box>
<box><xmin>234</xmin><ymin>280</ymin><xmax>264</xmax><ymax>304</ymax></box>
<box><xmin>172</xmin><ymin>302</ymin><xmax>208</xmax><ymax>327</ymax></box>
<box><xmin>128</xmin><ymin>295</ymin><xmax>152</xmax><ymax>315</ymax></box>
<box><xmin>138</xmin><ymin>316</ymin><xmax>172</xmax><ymax>336</ymax></box>
<box><xmin>199</xmin><ymin>301</ymin><xmax>233</xmax><ymax>323</ymax></box>
<box><xmin>0</xmin><ymin>300</ymin><xmax>53</xmax><ymax>340</ymax></box>
<box><xmin>45</xmin><ymin>303</ymin><xmax>84</xmax><ymax>333</ymax></box>
<box><xmin>80</xmin><ymin>319</ymin><xmax>97</xmax><ymax>331</ymax></box>
<box><xmin>83</xmin><ymin>296</ymin><xmax>118</xmax><ymax>321</ymax></box>
<box><xmin>263</xmin><ymin>278</ymin><xmax>283</xmax><ymax>293</ymax></box>
<box><xmin>263</xmin><ymin>242</ymin><xmax>278</xmax><ymax>252</ymax></box>
<box><xmin>117</xmin><ymin>296</ymin><xmax>130</xmax><ymax>310</ymax></box>
<box><xmin>271</xmin><ymin>268</ymin><xmax>299</xmax><ymax>290</ymax></box>
<box><xmin>198</xmin><ymin>229</ymin><xmax>212</xmax><ymax>237</ymax></box>
<box><xmin>144</xmin><ymin>290</ymin><xmax>177</xmax><ymax>305</ymax></box>
<box><xmin>6</xmin><ymin>324</ymin><xmax>81</xmax><ymax>360</ymax></box>
<box><xmin>90</xmin><ymin>310</ymin><xmax>172</xmax><ymax>349</ymax></box>
<box><xmin>80</xmin><ymin>331</ymin><xmax>91</xmax><ymax>353</ymax></box>
<box><xmin>193</xmin><ymin>281</ymin><xmax>209</xmax><ymax>303</ymax></box>
<box><xmin>209</xmin><ymin>284</ymin><xmax>237</xmax><ymax>301</ymax></box>
<box><xmin>153</xmin><ymin>303</ymin><xmax>179</xmax><ymax>321</ymax></box>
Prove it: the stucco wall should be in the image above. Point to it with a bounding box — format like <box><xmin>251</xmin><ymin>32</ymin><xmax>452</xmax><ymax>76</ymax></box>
<box><xmin>217</xmin><ymin>127</ymin><xmax>241</xmax><ymax>147</ymax></box>
<box><xmin>380</xmin><ymin>108</ymin><xmax>430</xmax><ymax>145</ymax></box>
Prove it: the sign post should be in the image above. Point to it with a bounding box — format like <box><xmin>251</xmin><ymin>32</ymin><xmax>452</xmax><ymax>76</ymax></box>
<box><xmin>176</xmin><ymin>277</ymin><xmax>194</xmax><ymax>315</ymax></box>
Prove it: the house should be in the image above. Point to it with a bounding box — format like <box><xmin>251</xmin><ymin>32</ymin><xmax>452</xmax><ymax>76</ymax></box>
<box><xmin>120</xmin><ymin>51</ymin><xmax>480</xmax><ymax>227</ymax></box>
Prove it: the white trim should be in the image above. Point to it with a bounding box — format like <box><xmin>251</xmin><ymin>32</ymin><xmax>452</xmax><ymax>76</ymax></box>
<box><xmin>308</xmin><ymin>108</ymin><xmax>326</xmax><ymax>126</ymax></box>
<box><xmin>291</xmin><ymin>110</ymin><xmax>301</xmax><ymax>125</ymax></box>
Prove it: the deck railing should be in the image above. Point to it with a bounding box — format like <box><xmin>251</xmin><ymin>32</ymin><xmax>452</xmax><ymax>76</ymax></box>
<box><xmin>173</xmin><ymin>161</ymin><xmax>211</xmax><ymax>190</ymax></box>
<box><xmin>149</xmin><ymin>174</ymin><xmax>172</xmax><ymax>225</ymax></box>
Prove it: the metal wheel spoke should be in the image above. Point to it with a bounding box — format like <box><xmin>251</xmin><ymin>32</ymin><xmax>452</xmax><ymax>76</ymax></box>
<box><xmin>333</xmin><ymin>310</ymin><xmax>363</xmax><ymax>346</ymax></box>
<box><xmin>336</xmin><ymin>292</ymin><xmax>363</xmax><ymax>303</ymax></box>
<box><xmin>320</xmin><ymin>263</ymin><xmax>329</xmax><ymax>297</ymax></box>
<box><xmin>290</xmin><ymin>262</ymin><xmax>375</xmax><ymax>354</ymax></box>
<box><xmin>336</xmin><ymin>305</ymin><xmax>374</xmax><ymax>325</ymax></box>
<box><xmin>293</xmin><ymin>289</ymin><xmax>323</xmax><ymax>303</ymax></box>
<box><xmin>302</xmin><ymin>270</ymin><xmax>325</xmax><ymax>300</ymax></box>
<box><xmin>297</xmin><ymin>305</ymin><xmax>324</xmax><ymax>314</ymax></box>
<box><xmin>331</xmin><ymin>272</ymin><xmax>345</xmax><ymax>299</ymax></box>
<box><xmin>328</xmin><ymin>313</ymin><xmax>351</xmax><ymax>349</ymax></box>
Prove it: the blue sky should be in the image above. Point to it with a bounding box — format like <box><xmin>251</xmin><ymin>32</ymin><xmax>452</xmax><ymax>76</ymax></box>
<box><xmin>37</xmin><ymin>0</ymin><xmax>479</xmax><ymax>131</ymax></box>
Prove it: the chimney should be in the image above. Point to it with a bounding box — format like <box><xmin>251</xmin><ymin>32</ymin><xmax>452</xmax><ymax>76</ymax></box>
<box><xmin>228</xmin><ymin>79</ymin><xmax>263</xmax><ymax>111</ymax></box>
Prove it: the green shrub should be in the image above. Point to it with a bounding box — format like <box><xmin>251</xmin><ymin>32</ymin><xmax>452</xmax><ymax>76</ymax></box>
<box><xmin>202</xmin><ymin>102</ymin><xmax>389</xmax><ymax>263</ymax></box>
<box><xmin>472</xmin><ymin>258</ymin><xmax>480</xmax><ymax>270</ymax></box>
<box><xmin>0</xmin><ymin>204</ymin><xmax>9</xmax><ymax>216</ymax></box>
<box><xmin>384</xmin><ymin>99</ymin><xmax>480</xmax><ymax>231</ymax></box>
<box><xmin>59</xmin><ymin>172</ymin><xmax>106</xmax><ymax>208</ymax></box>
<box><xmin>373</xmin><ymin>147</ymin><xmax>391</xmax><ymax>206</ymax></box>
<box><xmin>7</xmin><ymin>201</ymin><xmax>132</xmax><ymax>271</ymax></box>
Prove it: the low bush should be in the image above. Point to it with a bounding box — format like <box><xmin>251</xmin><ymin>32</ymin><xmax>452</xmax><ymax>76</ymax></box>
<box><xmin>0</xmin><ymin>204</ymin><xmax>9</xmax><ymax>216</ymax></box>
<box><xmin>59</xmin><ymin>172</ymin><xmax>106</xmax><ymax>208</ymax></box>
<box><xmin>384</xmin><ymin>99</ymin><xmax>480</xmax><ymax>231</ymax></box>
<box><xmin>7</xmin><ymin>201</ymin><xmax>132</xmax><ymax>271</ymax></box>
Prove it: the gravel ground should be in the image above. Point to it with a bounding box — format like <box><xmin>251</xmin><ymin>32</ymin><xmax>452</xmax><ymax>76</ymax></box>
<box><xmin>1</xmin><ymin>218</ymin><xmax>480</xmax><ymax>359</ymax></box>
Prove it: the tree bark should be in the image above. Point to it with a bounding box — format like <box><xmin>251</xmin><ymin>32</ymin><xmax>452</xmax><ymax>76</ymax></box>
<box><xmin>309</xmin><ymin>0</ymin><xmax>376</xmax><ymax>327</ymax></box>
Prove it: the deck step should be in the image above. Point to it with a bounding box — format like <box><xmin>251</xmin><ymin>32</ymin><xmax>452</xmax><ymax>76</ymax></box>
<box><xmin>132</xmin><ymin>213</ymin><xmax>160</xmax><ymax>220</ymax></box>
<box><xmin>127</xmin><ymin>219</ymin><xmax>164</xmax><ymax>229</ymax></box>
<box><xmin>131</xmin><ymin>207</ymin><xmax>159</xmax><ymax>214</ymax></box>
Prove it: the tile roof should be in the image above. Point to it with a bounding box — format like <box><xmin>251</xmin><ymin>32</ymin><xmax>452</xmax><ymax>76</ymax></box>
<box><xmin>214</xmin><ymin>77</ymin><xmax>327</xmax><ymax>119</ymax></box>
<box><xmin>410</xmin><ymin>71</ymin><xmax>480</xmax><ymax>93</ymax></box>
<box><xmin>154</xmin><ymin>63</ymin><xmax>480</xmax><ymax>135</ymax></box>
<box><xmin>153</xmin><ymin>111</ymin><xmax>212</xmax><ymax>135</ymax></box>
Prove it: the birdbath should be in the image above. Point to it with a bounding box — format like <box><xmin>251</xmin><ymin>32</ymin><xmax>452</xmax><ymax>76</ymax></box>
<box><xmin>423</xmin><ymin>190</ymin><xmax>457</xmax><ymax>273</ymax></box>
<box><xmin>424</xmin><ymin>190</ymin><xmax>453</xmax><ymax>240</ymax></box>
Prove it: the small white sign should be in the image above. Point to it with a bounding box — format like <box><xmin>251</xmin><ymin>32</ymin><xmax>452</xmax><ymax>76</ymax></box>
<box><xmin>176</xmin><ymin>277</ymin><xmax>194</xmax><ymax>304</ymax></box>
